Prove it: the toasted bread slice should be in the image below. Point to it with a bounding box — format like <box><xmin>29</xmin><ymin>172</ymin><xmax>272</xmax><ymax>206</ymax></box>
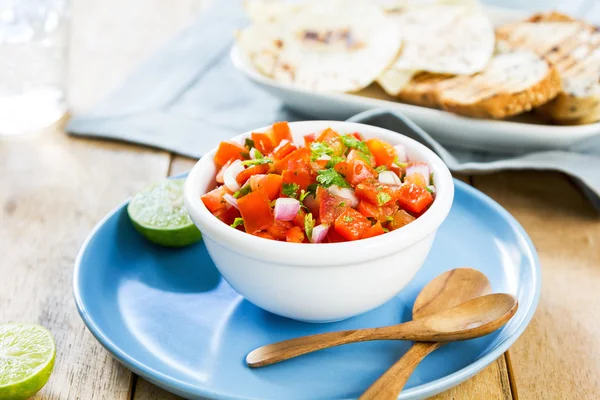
<box><xmin>396</xmin><ymin>72</ymin><xmax>454</xmax><ymax>108</ymax></box>
<box><xmin>497</xmin><ymin>12</ymin><xmax>600</xmax><ymax>124</ymax></box>
<box><xmin>437</xmin><ymin>52</ymin><xmax>562</xmax><ymax>118</ymax></box>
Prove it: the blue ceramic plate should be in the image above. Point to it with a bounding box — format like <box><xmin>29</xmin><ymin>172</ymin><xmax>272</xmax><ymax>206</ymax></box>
<box><xmin>74</xmin><ymin>179</ymin><xmax>540</xmax><ymax>400</ymax></box>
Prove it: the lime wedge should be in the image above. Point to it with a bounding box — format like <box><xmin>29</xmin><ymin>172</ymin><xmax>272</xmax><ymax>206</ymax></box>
<box><xmin>127</xmin><ymin>178</ymin><xmax>202</xmax><ymax>247</ymax></box>
<box><xmin>0</xmin><ymin>323</ymin><xmax>56</xmax><ymax>400</ymax></box>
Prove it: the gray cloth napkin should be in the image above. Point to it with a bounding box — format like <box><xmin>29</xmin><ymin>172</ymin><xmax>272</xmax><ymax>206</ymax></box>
<box><xmin>66</xmin><ymin>0</ymin><xmax>600</xmax><ymax>210</ymax></box>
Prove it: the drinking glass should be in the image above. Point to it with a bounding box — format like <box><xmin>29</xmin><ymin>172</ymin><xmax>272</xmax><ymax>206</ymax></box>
<box><xmin>0</xmin><ymin>0</ymin><xmax>69</xmax><ymax>135</ymax></box>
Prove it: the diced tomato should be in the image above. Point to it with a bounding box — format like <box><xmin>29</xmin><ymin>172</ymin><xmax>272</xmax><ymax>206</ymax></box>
<box><xmin>388</xmin><ymin>209</ymin><xmax>416</xmax><ymax>231</ymax></box>
<box><xmin>214</xmin><ymin>206</ymin><xmax>240</xmax><ymax>226</ymax></box>
<box><xmin>274</xmin><ymin>148</ymin><xmax>312</xmax><ymax>174</ymax></box>
<box><xmin>270</xmin><ymin>121</ymin><xmax>293</xmax><ymax>147</ymax></box>
<box><xmin>355</xmin><ymin>179</ymin><xmax>395</xmax><ymax>206</ymax></box>
<box><xmin>405</xmin><ymin>172</ymin><xmax>428</xmax><ymax>187</ymax></box>
<box><xmin>303</xmin><ymin>133</ymin><xmax>316</xmax><ymax>146</ymax></box>
<box><xmin>334</xmin><ymin>208</ymin><xmax>371</xmax><ymax>241</ymax></box>
<box><xmin>316</xmin><ymin>128</ymin><xmax>345</xmax><ymax>155</ymax></box>
<box><xmin>201</xmin><ymin>186</ymin><xmax>230</xmax><ymax>213</ymax></box>
<box><xmin>254</xmin><ymin>231</ymin><xmax>275</xmax><ymax>240</ymax></box>
<box><xmin>249</xmin><ymin>174</ymin><xmax>282</xmax><ymax>200</ymax></box>
<box><xmin>357</xmin><ymin>200</ymin><xmax>398</xmax><ymax>223</ymax></box>
<box><xmin>272</xmin><ymin>141</ymin><xmax>298</xmax><ymax>160</ymax></box>
<box><xmin>286</xmin><ymin>226</ymin><xmax>305</xmax><ymax>243</ymax></box>
<box><xmin>351</xmin><ymin>132</ymin><xmax>363</xmax><ymax>141</ymax></box>
<box><xmin>363</xmin><ymin>221</ymin><xmax>385</xmax><ymax>238</ymax></box>
<box><xmin>236</xmin><ymin>163</ymin><xmax>269</xmax><ymax>185</ymax></box>
<box><xmin>346</xmin><ymin>160</ymin><xmax>376</xmax><ymax>186</ymax></box>
<box><xmin>326</xmin><ymin>228</ymin><xmax>346</xmax><ymax>243</ymax></box>
<box><xmin>237</xmin><ymin>191</ymin><xmax>274</xmax><ymax>233</ymax></box>
<box><xmin>214</xmin><ymin>141</ymin><xmax>246</xmax><ymax>167</ymax></box>
<box><xmin>252</xmin><ymin>132</ymin><xmax>275</xmax><ymax>155</ymax></box>
<box><xmin>357</xmin><ymin>200</ymin><xmax>378</xmax><ymax>218</ymax></box>
<box><xmin>366</xmin><ymin>138</ymin><xmax>397</xmax><ymax>167</ymax></box>
<box><xmin>282</xmin><ymin>169</ymin><xmax>313</xmax><ymax>192</ymax></box>
<box><xmin>316</xmin><ymin>186</ymin><xmax>350</xmax><ymax>225</ymax></box>
<box><xmin>334</xmin><ymin>161</ymin><xmax>349</xmax><ymax>176</ymax></box>
<box><xmin>267</xmin><ymin>220</ymin><xmax>293</xmax><ymax>240</ymax></box>
<box><xmin>303</xmin><ymin>193</ymin><xmax>319</xmax><ymax>220</ymax></box>
<box><xmin>390</xmin><ymin>163</ymin><xmax>406</xmax><ymax>178</ymax></box>
<box><xmin>293</xmin><ymin>208</ymin><xmax>306</xmax><ymax>228</ymax></box>
<box><xmin>347</xmin><ymin>149</ymin><xmax>375</xmax><ymax>168</ymax></box>
<box><xmin>396</xmin><ymin>183</ymin><xmax>434</xmax><ymax>214</ymax></box>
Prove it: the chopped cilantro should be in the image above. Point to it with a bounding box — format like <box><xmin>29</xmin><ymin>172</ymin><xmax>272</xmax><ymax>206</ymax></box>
<box><xmin>341</xmin><ymin>134</ymin><xmax>371</xmax><ymax>156</ymax></box>
<box><xmin>240</xmin><ymin>152</ymin><xmax>250</xmax><ymax>160</ymax></box>
<box><xmin>310</xmin><ymin>141</ymin><xmax>334</xmax><ymax>161</ymax></box>
<box><xmin>304</xmin><ymin>213</ymin><xmax>315</xmax><ymax>240</ymax></box>
<box><xmin>375</xmin><ymin>165</ymin><xmax>388</xmax><ymax>173</ymax></box>
<box><xmin>299</xmin><ymin>189</ymin><xmax>311</xmax><ymax>202</ymax></box>
<box><xmin>394</xmin><ymin>157</ymin><xmax>408</xmax><ymax>168</ymax></box>
<box><xmin>233</xmin><ymin>185</ymin><xmax>252</xmax><ymax>199</ymax></box>
<box><xmin>230</xmin><ymin>217</ymin><xmax>244</xmax><ymax>228</ymax></box>
<box><xmin>282</xmin><ymin>183</ymin><xmax>300</xmax><ymax>198</ymax></box>
<box><xmin>316</xmin><ymin>168</ymin><xmax>350</xmax><ymax>188</ymax></box>
<box><xmin>325</xmin><ymin>155</ymin><xmax>345</xmax><ymax>168</ymax></box>
<box><xmin>386</xmin><ymin>215</ymin><xmax>394</xmax><ymax>222</ymax></box>
<box><xmin>382</xmin><ymin>227</ymin><xmax>390</xmax><ymax>233</ymax></box>
<box><xmin>241</xmin><ymin>157</ymin><xmax>272</xmax><ymax>166</ymax></box>
<box><xmin>426</xmin><ymin>186</ymin><xmax>434</xmax><ymax>194</ymax></box>
<box><xmin>342</xmin><ymin>215</ymin><xmax>353</xmax><ymax>223</ymax></box>
<box><xmin>377</xmin><ymin>191</ymin><xmax>392</xmax><ymax>205</ymax></box>
<box><xmin>355</xmin><ymin>151</ymin><xmax>373</xmax><ymax>165</ymax></box>
<box><xmin>270</xmin><ymin>199</ymin><xmax>277</xmax><ymax>207</ymax></box>
<box><xmin>430</xmin><ymin>172</ymin><xmax>435</xmax><ymax>186</ymax></box>
<box><xmin>245</xmin><ymin>138</ymin><xmax>255</xmax><ymax>149</ymax></box>
<box><xmin>338</xmin><ymin>201</ymin><xmax>346</xmax><ymax>207</ymax></box>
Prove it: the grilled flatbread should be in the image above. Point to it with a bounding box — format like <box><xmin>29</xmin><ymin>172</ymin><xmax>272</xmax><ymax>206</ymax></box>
<box><xmin>237</xmin><ymin>0</ymin><xmax>403</xmax><ymax>93</ymax></box>
<box><xmin>377</xmin><ymin>4</ymin><xmax>494</xmax><ymax>95</ymax></box>
<box><xmin>497</xmin><ymin>12</ymin><xmax>600</xmax><ymax>124</ymax></box>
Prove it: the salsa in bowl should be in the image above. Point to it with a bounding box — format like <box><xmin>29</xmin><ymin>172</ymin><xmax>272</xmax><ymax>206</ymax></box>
<box><xmin>184</xmin><ymin>121</ymin><xmax>453</xmax><ymax>322</ymax></box>
<box><xmin>200</xmin><ymin>122</ymin><xmax>435</xmax><ymax>243</ymax></box>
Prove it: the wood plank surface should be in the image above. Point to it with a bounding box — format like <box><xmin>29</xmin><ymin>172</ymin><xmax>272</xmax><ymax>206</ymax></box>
<box><xmin>472</xmin><ymin>171</ymin><xmax>600</xmax><ymax>400</ymax></box>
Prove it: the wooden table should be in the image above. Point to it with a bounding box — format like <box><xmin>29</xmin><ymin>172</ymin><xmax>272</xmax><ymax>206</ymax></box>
<box><xmin>1</xmin><ymin>0</ymin><xmax>600</xmax><ymax>399</ymax></box>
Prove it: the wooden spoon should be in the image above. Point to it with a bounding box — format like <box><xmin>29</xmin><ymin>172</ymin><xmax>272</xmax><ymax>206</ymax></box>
<box><xmin>359</xmin><ymin>268</ymin><xmax>493</xmax><ymax>399</ymax></box>
<box><xmin>247</xmin><ymin>287</ymin><xmax>516</xmax><ymax>368</ymax></box>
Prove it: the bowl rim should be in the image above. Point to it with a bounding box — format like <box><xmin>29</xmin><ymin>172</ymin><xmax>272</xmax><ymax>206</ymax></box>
<box><xmin>184</xmin><ymin>120</ymin><xmax>454</xmax><ymax>266</ymax></box>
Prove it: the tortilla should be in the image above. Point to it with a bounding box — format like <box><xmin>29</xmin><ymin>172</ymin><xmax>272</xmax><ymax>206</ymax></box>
<box><xmin>377</xmin><ymin>4</ymin><xmax>494</xmax><ymax>95</ymax></box>
<box><xmin>237</xmin><ymin>0</ymin><xmax>403</xmax><ymax>93</ymax></box>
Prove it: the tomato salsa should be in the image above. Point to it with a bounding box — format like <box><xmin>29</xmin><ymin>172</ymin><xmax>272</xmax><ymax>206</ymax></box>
<box><xmin>201</xmin><ymin>122</ymin><xmax>435</xmax><ymax>243</ymax></box>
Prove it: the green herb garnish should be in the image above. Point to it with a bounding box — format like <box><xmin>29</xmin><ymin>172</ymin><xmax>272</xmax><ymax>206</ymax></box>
<box><xmin>386</xmin><ymin>215</ymin><xmax>394</xmax><ymax>222</ymax></box>
<box><xmin>245</xmin><ymin>138</ymin><xmax>255</xmax><ymax>149</ymax></box>
<box><xmin>325</xmin><ymin>155</ymin><xmax>345</xmax><ymax>168</ymax></box>
<box><xmin>430</xmin><ymin>172</ymin><xmax>435</xmax><ymax>186</ymax></box>
<box><xmin>282</xmin><ymin>183</ymin><xmax>300</xmax><ymax>198</ymax></box>
<box><xmin>375</xmin><ymin>165</ymin><xmax>388</xmax><ymax>173</ymax></box>
<box><xmin>310</xmin><ymin>141</ymin><xmax>334</xmax><ymax>161</ymax></box>
<box><xmin>338</xmin><ymin>201</ymin><xmax>346</xmax><ymax>207</ymax></box>
<box><xmin>299</xmin><ymin>190</ymin><xmax>311</xmax><ymax>202</ymax></box>
<box><xmin>230</xmin><ymin>217</ymin><xmax>244</xmax><ymax>228</ymax></box>
<box><xmin>240</xmin><ymin>157</ymin><xmax>272</xmax><ymax>166</ymax></box>
<box><xmin>233</xmin><ymin>185</ymin><xmax>252</xmax><ymax>199</ymax></box>
<box><xmin>377</xmin><ymin>192</ymin><xmax>392</xmax><ymax>205</ymax></box>
<box><xmin>383</xmin><ymin>227</ymin><xmax>390</xmax><ymax>233</ymax></box>
<box><xmin>316</xmin><ymin>168</ymin><xmax>351</xmax><ymax>188</ymax></box>
<box><xmin>394</xmin><ymin>157</ymin><xmax>408</xmax><ymax>168</ymax></box>
<box><xmin>341</xmin><ymin>134</ymin><xmax>371</xmax><ymax>156</ymax></box>
<box><xmin>304</xmin><ymin>213</ymin><xmax>315</xmax><ymax>240</ymax></box>
<box><xmin>343</xmin><ymin>215</ymin><xmax>353</xmax><ymax>223</ymax></box>
<box><xmin>426</xmin><ymin>186</ymin><xmax>434</xmax><ymax>194</ymax></box>
<box><xmin>306</xmin><ymin>183</ymin><xmax>318</xmax><ymax>195</ymax></box>
<box><xmin>241</xmin><ymin>152</ymin><xmax>250</xmax><ymax>160</ymax></box>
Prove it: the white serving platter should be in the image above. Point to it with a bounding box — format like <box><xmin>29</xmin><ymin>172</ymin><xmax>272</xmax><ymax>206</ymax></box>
<box><xmin>231</xmin><ymin>5</ymin><xmax>600</xmax><ymax>153</ymax></box>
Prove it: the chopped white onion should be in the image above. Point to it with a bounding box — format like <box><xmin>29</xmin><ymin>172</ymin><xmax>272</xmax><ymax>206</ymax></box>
<box><xmin>394</xmin><ymin>144</ymin><xmax>408</xmax><ymax>162</ymax></box>
<box><xmin>327</xmin><ymin>185</ymin><xmax>359</xmax><ymax>208</ymax></box>
<box><xmin>274</xmin><ymin>139</ymin><xmax>290</xmax><ymax>153</ymax></box>
<box><xmin>223</xmin><ymin>193</ymin><xmax>239</xmax><ymax>209</ymax></box>
<box><xmin>317</xmin><ymin>154</ymin><xmax>331</xmax><ymax>161</ymax></box>
<box><xmin>223</xmin><ymin>160</ymin><xmax>245</xmax><ymax>192</ymax></box>
<box><xmin>274</xmin><ymin>198</ymin><xmax>300</xmax><ymax>221</ymax></box>
<box><xmin>427</xmin><ymin>185</ymin><xmax>436</xmax><ymax>194</ymax></box>
<box><xmin>311</xmin><ymin>224</ymin><xmax>329</xmax><ymax>243</ymax></box>
<box><xmin>216</xmin><ymin>159</ymin><xmax>232</xmax><ymax>184</ymax></box>
<box><xmin>406</xmin><ymin>163</ymin><xmax>430</xmax><ymax>185</ymax></box>
<box><xmin>378</xmin><ymin>170</ymin><xmax>402</xmax><ymax>186</ymax></box>
<box><xmin>249</xmin><ymin>148</ymin><xmax>261</xmax><ymax>159</ymax></box>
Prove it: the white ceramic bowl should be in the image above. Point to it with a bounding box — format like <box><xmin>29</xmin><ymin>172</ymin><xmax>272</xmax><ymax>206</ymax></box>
<box><xmin>184</xmin><ymin>121</ymin><xmax>454</xmax><ymax>322</ymax></box>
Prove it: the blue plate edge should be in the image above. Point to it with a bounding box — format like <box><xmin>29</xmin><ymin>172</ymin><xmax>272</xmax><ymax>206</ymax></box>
<box><xmin>72</xmin><ymin>177</ymin><xmax>541</xmax><ymax>400</ymax></box>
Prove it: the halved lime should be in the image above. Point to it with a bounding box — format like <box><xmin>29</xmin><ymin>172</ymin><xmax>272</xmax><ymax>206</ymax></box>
<box><xmin>0</xmin><ymin>323</ymin><xmax>56</xmax><ymax>400</ymax></box>
<box><xmin>127</xmin><ymin>178</ymin><xmax>202</xmax><ymax>247</ymax></box>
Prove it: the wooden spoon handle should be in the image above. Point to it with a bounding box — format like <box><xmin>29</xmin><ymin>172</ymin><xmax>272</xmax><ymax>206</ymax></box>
<box><xmin>359</xmin><ymin>342</ymin><xmax>444</xmax><ymax>400</ymax></box>
<box><xmin>246</xmin><ymin>326</ymin><xmax>404</xmax><ymax>368</ymax></box>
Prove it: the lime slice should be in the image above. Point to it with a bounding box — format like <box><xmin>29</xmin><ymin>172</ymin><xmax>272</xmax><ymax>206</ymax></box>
<box><xmin>127</xmin><ymin>178</ymin><xmax>202</xmax><ymax>247</ymax></box>
<box><xmin>0</xmin><ymin>323</ymin><xmax>56</xmax><ymax>400</ymax></box>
